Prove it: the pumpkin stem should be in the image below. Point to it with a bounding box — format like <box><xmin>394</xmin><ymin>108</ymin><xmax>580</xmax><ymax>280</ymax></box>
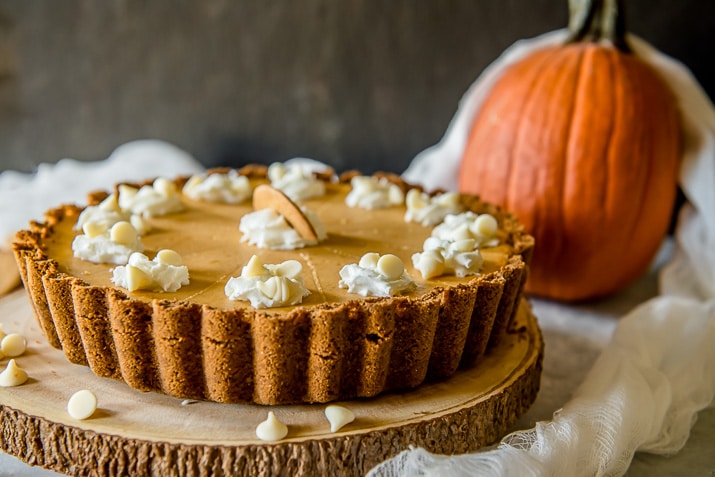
<box><xmin>566</xmin><ymin>0</ymin><xmax>631</xmax><ymax>52</ymax></box>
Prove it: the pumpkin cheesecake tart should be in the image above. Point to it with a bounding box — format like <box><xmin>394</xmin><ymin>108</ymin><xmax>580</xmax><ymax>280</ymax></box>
<box><xmin>12</xmin><ymin>164</ymin><xmax>534</xmax><ymax>405</ymax></box>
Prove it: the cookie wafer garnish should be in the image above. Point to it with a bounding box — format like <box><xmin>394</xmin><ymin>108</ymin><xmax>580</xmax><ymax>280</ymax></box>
<box><xmin>252</xmin><ymin>185</ymin><xmax>318</xmax><ymax>241</ymax></box>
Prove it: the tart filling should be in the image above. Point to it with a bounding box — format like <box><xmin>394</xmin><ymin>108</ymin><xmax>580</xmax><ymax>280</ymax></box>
<box><xmin>12</xmin><ymin>166</ymin><xmax>534</xmax><ymax>405</ymax></box>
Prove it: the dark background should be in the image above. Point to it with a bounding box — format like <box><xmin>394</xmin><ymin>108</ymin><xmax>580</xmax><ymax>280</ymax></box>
<box><xmin>0</xmin><ymin>0</ymin><xmax>712</xmax><ymax>175</ymax></box>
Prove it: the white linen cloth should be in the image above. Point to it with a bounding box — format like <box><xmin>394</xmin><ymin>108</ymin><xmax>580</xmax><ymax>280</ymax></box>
<box><xmin>372</xmin><ymin>30</ymin><xmax>715</xmax><ymax>477</ymax></box>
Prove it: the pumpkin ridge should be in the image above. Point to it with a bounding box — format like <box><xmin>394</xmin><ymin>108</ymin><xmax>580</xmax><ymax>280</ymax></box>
<box><xmin>501</xmin><ymin>48</ymin><xmax>556</xmax><ymax>215</ymax></box>
<box><xmin>584</xmin><ymin>47</ymin><xmax>645</xmax><ymax>294</ymax></box>
<box><xmin>614</xmin><ymin>53</ymin><xmax>645</xmax><ymax>249</ymax></box>
<box><xmin>611</xmin><ymin>53</ymin><xmax>654</xmax><ymax>252</ymax></box>
<box><xmin>617</xmin><ymin>54</ymin><xmax>679</xmax><ymax>273</ymax></box>
<box><xmin>505</xmin><ymin>47</ymin><xmax>569</xmax><ymax>222</ymax></box>
<box><xmin>558</xmin><ymin>45</ymin><xmax>589</xmax><ymax>263</ymax></box>
<box><xmin>516</xmin><ymin>46</ymin><xmax>585</xmax><ymax>272</ymax></box>
<box><xmin>601</xmin><ymin>47</ymin><xmax>617</xmax><ymax>231</ymax></box>
<box><xmin>562</xmin><ymin>45</ymin><xmax>615</xmax><ymax>271</ymax></box>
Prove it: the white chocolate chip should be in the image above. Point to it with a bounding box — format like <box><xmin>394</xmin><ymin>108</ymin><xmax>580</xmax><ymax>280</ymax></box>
<box><xmin>0</xmin><ymin>359</ymin><xmax>28</xmax><ymax>387</ymax></box>
<box><xmin>388</xmin><ymin>185</ymin><xmax>404</xmax><ymax>205</ymax></box>
<box><xmin>156</xmin><ymin>249</ymin><xmax>183</xmax><ymax>266</ymax></box>
<box><xmin>358</xmin><ymin>252</ymin><xmax>380</xmax><ymax>270</ymax></box>
<box><xmin>256</xmin><ymin>412</ymin><xmax>288</xmax><ymax>441</ymax></box>
<box><xmin>98</xmin><ymin>193</ymin><xmax>121</xmax><ymax>212</ymax></box>
<box><xmin>242</xmin><ymin>255</ymin><xmax>267</xmax><ymax>278</ymax></box>
<box><xmin>118</xmin><ymin>184</ymin><xmax>139</xmax><ymax>209</ymax></box>
<box><xmin>472</xmin><ymin>214</ymin><xmax>498</xmax><ymax>238</ymax></box>
<box><xmin>267</xmin><ymin>162</ymin><xmax>287</xmax><ymax>182</ymax></box>
<box><xmin>257</xmin><ymin>276</ymin><xmax>279</xmax><ymax>299</ymax></box>
<box><xmin>153</xmin><ymin>177</ymin><xmax>178</xmax><ymax>197</ymax></box>
<box><xmin>125</xmin><ymin>264</ymin><xmax>153</xmax><ymax>292</ymax></box>
<box><xmin>1</xmin><ymin>333</ymin><xmax>27</xmax><ymax>358</ymax></box>
<box><xmin>405</xmin><ymin>188</ymin><xmax>427</xmax><ymax>210</ymax></box>
<box><xmin>453</xmin><ymin>225</ymin><xmax>472</xmax><ymax>241</ymax></box>
<box><xmin>182</xmin><ymin>174</ymin><xmax>204</xmax><ymax>192</ymax></box>
<box><xmin>82</xmin><ymin>221</ymin><xmax>106</xmax><ymax>238</ymax></box>
<box><xmin>435</xmin><ymin>192</ymin><xmax>461</xmax><ymax>208</ymax></box>
<box><xmin>67</xmin><ymin>389</ymin><xmax>98</xmax><ymax>420</ymax></box>
<box><xmin>0</xmin><ymin>323</ymin><xmax>6</xmax><ymax>342</ymax></box>
<box><xmin>412</xmin><ymin>250</ymin><xmax>446</xmax><ymax>280</ymax></box>
<box><xmin>110</xmin><ymin>221</ymin><xmax>138</xmax><ymax>246</ymax></box>
<box><xmin>325</xmin><ymin>405</ymin><xmax>355</xmax><ymax>433</ymax></box>
<box><xmin>452</xmin><ymin>238</ymin><xmax>477</xmax><ymax>253</ymax></box>
<box><xmin>130</xmin><ymin>214</ymin><xmax>150</xmax><ymax>235</ymax></box>
<box><xmin>257</xmin><ymin>276</ymin><xmax>294</xmax><ymax>303</ymax></box>
<box><xmin>377</xmin><ymin>254</ymin><xmax>405</xmax><ymax>281</ymax></box>
<box><xmin>267</xmin><ymin>259</ymin><xmax>302</xmax><ymax>279</ymax></box>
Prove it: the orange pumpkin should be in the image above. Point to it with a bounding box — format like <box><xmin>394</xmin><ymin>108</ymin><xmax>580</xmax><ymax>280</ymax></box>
<box><xmin>458</xmin><ymin>0</ymin><xmax>681</xmax><ymax>301</ymax></box>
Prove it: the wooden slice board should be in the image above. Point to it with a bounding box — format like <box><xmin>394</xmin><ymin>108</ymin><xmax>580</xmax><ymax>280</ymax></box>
<box><xmin>0</xmin><ymin>288</ymin><xmax>543</xmax><ymax>477</ymax></box>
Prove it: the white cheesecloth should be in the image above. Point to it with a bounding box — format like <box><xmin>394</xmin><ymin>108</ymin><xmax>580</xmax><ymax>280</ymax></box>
<box><xmin>370</xmin><ymin>30</ymin><xmax>715</xmax><ymax>477</ymax></box>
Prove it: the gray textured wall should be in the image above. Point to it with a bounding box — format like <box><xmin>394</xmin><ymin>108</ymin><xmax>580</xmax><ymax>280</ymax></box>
<box><xmin>0</xmin><ymin>0</ymin><xmax>712</xmax><ymax>174</ymax></box>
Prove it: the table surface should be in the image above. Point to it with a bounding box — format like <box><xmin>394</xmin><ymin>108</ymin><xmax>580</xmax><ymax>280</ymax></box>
<box><xmin>2</xmin><ymin>243</ymin><xmax>714</xmax><ymax>477</ymax></box>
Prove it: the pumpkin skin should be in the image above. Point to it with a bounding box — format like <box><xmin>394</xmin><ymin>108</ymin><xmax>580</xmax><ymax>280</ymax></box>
<box><xmin>458</xmin><ymin>42</ymin><xmax>681</xmax><ymax>301</ymax></box>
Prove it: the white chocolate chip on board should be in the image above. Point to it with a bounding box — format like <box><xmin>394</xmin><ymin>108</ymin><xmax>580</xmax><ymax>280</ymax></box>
<box><xmin>0</xmin><ymin>359</ymin><xmax>29</xmax><ymax>387</ymax></box>
<box><xmin>325</xmin><ymin>405</ymin><xmax>356</xmax><ymax>432</ymax></box>
<box><xmin>67</xmin><ymin>389</ymin><xmax>98</xmax><ymax>420</ymax></box>
<box><xmin>1</xmin><ymin>333</ymin><xmax>27</xmax><ymax>358</ymax></box>
<box><xmin>255</xmin><ymin>412</ymin><xmax>289</xmax><ymax>441</ymax></box>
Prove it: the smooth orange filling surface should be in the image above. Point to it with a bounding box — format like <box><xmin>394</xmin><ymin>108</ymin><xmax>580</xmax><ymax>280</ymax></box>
<box><xmin>43</xmin><ymin>180</ymin><xmax>512</xmax><ymax>313</ymax></box>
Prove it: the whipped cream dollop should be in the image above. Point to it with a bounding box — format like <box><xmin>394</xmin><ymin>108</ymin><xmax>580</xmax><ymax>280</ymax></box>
<box><xmin>111</xmin><ymin>249</ymin><xmax>189</xmax><ymax>292</ymax></box>
<box><xmin>72</xmin><ymin>220</ymin><xmax>143</xmax><ymax>264</ymax></box>
<box><xmin>431</xmin><ymin>212</ymin><xmax>499</xmax><ymax>248</ymax></box>
<box><xmin>411</xmin><ymin>212</ymin><xmax>499</xmax><ymax>279</ymax></box>
<box><xmin>345</xmin><ymin>176</ymin><xmax>404</xmax><ymax>209</ymax></box>
<box><xmin>182</xmin><ymin>170</ymin><xmax>252</xmax><ymax>203</ymax></box>
<box><xmin>339</xmin><ymin>252</ymin><xmax>416</xmax><ymax>297</ymax></box>
<box><xmin>404</xmin><ymin>189</ymin><xmax>464</xmax><ymax>226</ymax></box>
<box><xmin>75</xmin><ymin>192</ymin><xmax>150</xmax><ymax>235</ymax></box>
<box><xmin>268</xmin><ymin>162</ymin><xmax>326</xmax><ymax>202</ymax></box>
<box><xmin>412</xmin><ymin>237</ymin><xmax>484</xmax><ymax>279</ymax></box>
<box><xmin>239</xmin><ymin>208</ymin><xmax>326</xmax><ymax>250</ymax></box>
<box><xmin>225</xmin><ymin>255</ymin><xmax>310</xmax><ymax>308</ymax></box>
<box><xmin>118</xmin><ymin>177</ymin><xmax>184</xmax><ymax>218</ymax></box>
